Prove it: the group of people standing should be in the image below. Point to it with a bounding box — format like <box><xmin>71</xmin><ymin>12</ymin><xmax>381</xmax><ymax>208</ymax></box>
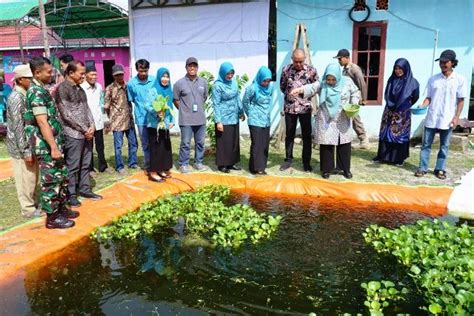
<box><xmin>285</xmin><ymin>48</ymin><xmax>466</xmax><ymax>180</ymax></box>
<box><xmin>4</xmin><ymin>46</ymin><xmax>466</xmax><ymax>229</ymax></box>
<box><xmin>6</xmin><ymin>56</ymin><xmax>106</xmax><ymax>229</ymax></box>
<box><xmin>126</xmin><ymin>56</ymin><xmax>276</xmax><ymax>179</ymax></box>
<box><xmin>373</xmin><ymin>48</ymin><xmax>466</xmax><ymax>182</ymax></box>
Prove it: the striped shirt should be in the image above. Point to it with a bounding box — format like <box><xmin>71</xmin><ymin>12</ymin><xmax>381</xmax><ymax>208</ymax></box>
<box><xmin>6</xmin><ymin>86</ymin><xmax>32</xmax><ymax>159</ymax></box>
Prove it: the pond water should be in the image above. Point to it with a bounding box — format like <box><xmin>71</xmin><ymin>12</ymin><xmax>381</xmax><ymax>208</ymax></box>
<box><xmin>2</xmin><ymin>193</ymin><xmax>456</xmax><ymax>315</ymax></box>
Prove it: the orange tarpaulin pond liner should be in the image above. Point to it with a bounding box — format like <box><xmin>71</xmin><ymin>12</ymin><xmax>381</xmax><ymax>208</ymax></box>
<box><xmin>0</xmin><ymin>159</ymin><xmax>13</xmax><ymax>181</ymax></box>
<box><xmin>0</xmin><ymin>172</ymin><xmax>452</xmax><ymax>288</ymax></box>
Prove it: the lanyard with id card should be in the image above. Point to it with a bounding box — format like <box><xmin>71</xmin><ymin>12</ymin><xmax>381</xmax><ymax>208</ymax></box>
<box><xmin>185</xmin><ymin>79</ymin><xmax>199</xmax><ymax>112</ymax></box>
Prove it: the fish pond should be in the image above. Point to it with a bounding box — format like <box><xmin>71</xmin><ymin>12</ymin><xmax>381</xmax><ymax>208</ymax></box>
<box><xmin>1</xmin><ymin>187</ymin><xmax>471</xmax><ymax>315</ymax></box>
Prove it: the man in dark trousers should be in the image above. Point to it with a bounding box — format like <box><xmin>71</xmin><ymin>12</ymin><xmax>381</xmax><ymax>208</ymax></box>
<box><xmin>279</xmin><ymin>48</ymin><xmax>318</xmax><ymax>172</ymax></box>
<box><xmin>56</xmin><ymin>60</ymin><xmax>102</xmax><ymax>208</ymax></box>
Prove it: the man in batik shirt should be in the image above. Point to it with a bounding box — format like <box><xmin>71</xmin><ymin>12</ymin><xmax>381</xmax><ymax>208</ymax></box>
<box><xmin>280</xmin><ymin>48</ymin><xmax>318</xmax><ymax>172</ymax></box>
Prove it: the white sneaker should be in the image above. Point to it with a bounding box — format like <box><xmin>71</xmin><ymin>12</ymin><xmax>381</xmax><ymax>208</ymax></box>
<box><xmin>180</xmin><ymin>165</ymin><xmax>191</xmax><ymax>174</ymax></box>
<box><xmin>193</xmin><ymin>163</ymin><xmax>208</xmax><ymax>171</ymax></box>
<box><xmin>118</xmin><ymin>168</ymin><xmax>128</xmax><ymax>175</ymax></box>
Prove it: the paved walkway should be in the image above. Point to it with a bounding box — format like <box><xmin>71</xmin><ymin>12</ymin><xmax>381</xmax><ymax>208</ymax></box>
<box><xmin>0</xmin><ymin>159</ymin><xmax>12</xmax><ymax>182</ymax></box>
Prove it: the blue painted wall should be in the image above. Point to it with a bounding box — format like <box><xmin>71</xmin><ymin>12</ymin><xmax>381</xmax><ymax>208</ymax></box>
<box><xmin>276</xmin><ymin>0</ymin><xmax>473</xmax><ymax>137</ymax></box>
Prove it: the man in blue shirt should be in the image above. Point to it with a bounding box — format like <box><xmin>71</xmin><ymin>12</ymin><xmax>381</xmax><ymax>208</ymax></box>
<box><xmin>127</xmin><ymin>59</ymin><xmax>155</xmax><ymax>173</ymax></box>
<box><xmin>0</xmin><ymin>76</ymin><xmax>13</xmax><ymax>123</ymax></box>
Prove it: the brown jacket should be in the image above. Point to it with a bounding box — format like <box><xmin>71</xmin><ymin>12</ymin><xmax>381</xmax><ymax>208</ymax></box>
<box><xmin>343</xmin><ymin>63</ymin><xmax>368</xmax><ymax>101</ymax></box>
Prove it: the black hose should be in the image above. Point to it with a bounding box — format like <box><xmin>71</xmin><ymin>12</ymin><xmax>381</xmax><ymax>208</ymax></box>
<box><xmin>349</xmin><ymin>4</ymin><xmax>371</xmax><ymax>23</ymax></box>
<box><xmin>169</xmin><ymin>177</ymin><xmax>195</xmax><ymax>191</ymax></box>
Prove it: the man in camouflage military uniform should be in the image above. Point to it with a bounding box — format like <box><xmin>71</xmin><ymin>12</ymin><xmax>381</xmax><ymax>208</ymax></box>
<box><xmin>24</xmin><ymin>57</ymin><xmax>78</xmax><ymax>229</ymax></box>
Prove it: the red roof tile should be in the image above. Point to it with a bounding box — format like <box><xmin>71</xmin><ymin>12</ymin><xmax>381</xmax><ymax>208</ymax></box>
<box><xmin>0</xmin><ymin>25</ymin><xmax>61</xmax><ymax>49</ymax></box>
<box><xmin>0</xmin><ymin>25</ymin><xmax>129</xmax><ymax>50</ymax></box>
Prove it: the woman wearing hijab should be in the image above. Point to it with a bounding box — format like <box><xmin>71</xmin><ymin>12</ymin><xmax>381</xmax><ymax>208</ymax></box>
<box><xmin>242</xmin><ymin>66</ymin><xmax>273</xmax><ymax>175</ymax></box>
<box><xmin>373</xmin><ymin>58</ymin><xmax>419</xmax><ymax>166</ymax></box>
<box><xmin>146</xmin><ymin>67</ymin><xmax>175</xmax><ymax>182</ymax></box>
<box><xmin>212</xmin><ymin>62</ymin><xmax>244</xmax><ymax>173</ymax></box>
<box><xmin>292</xmin><ymin>63</ymin><xmax>360</xmax><ymax>179</ymax></box>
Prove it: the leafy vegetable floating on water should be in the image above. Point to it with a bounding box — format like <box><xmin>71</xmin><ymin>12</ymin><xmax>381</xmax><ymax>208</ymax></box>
<box><xmin>91</xmin><ymin>185</ymin><xmax>282</xmax><ymax>249</ymax></box>
<box><xmin>363</xmin><ymin>219</ymin><xmax>474</xmax><ymax>315</ymax></box>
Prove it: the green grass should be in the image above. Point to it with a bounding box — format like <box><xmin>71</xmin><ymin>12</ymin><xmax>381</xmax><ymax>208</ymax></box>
<box><xmin>1</xmin><ymin>134</ymin><xmax>473</xmax><ymax>231</ymax></box>
<box><xmin>0</xmin><ymin>139</ymin><xmax>8</xmax><ymax>159</ymax></box>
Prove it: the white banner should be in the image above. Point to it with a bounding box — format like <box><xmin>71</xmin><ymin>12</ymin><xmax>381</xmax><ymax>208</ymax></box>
<box><xmin>130</xmin><ymin>1</ymin><xmax>269</xmax><ymax>86</ymax></box>
<box><xmin>130</xmin><ymin>1</ymin><xmax>270</xmax><ymax>134</ymax></box>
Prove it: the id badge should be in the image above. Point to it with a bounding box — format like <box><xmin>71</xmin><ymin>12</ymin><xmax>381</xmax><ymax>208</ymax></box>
<box><xmin>192</xmin><ymin>104</ymin><xmax>198</xmax><ymax>112</ymax></box>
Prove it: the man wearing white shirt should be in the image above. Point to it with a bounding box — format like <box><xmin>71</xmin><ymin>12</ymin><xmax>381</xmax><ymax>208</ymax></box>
<box><xmin>81</xmin><ymin>65</ymin><xmax>109</xmax><ymax>173</ymax></box>
<box><xmin>415</xmin><ymin>50</ymin><xmax>467</xmax><ymax>180</ymax></box>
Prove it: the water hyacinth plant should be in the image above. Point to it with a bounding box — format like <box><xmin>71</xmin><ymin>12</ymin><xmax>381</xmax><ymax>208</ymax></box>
<box><xmin>361</xmin><ymin>280</ymin><xmax>408</xmax><ymax>316</ymax></box>
<box><xmin>363</xmin><ymin>219</ymin><xmax>474</xmax><ymax>315</ymax></box>
<box><xmin>91</xmin><ymin>185</ymin><xmax>282</xmax><ymax>249</ymax></box>
<box><xmin>152</xmin><ymin>95</ymin><xmax>173</xmax><ymax>129</ymax></box>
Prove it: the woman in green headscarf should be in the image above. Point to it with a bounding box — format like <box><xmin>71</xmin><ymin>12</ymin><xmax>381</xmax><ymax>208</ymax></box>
<box><xmin>147</xmin><ymin>67</ymin><xmax>175</xmax><ymax>181</ymax></box>
<box><xmin>292</xmin><ymin>63</ymin><xmax>360</xmax><ymax>179</ymax></box>
<box><xmin>212</xmin><ymin>62</ymin><xmax>244</xmax><ymax>173</ymax></box>
<box><xmin>242</xmin><ymin>66</ymin><xmax>274</xmax><ymax>175</ymax></box>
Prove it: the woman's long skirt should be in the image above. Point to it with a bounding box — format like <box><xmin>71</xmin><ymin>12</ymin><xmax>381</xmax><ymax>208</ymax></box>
<box><xmin>375</xmin><ymin>140</ymin><xmax>409</xmax><ymax>164</ymax></box>
<box><xmin>215</xmin><ymin>123</ymin><xmax>240</xmax><ymax>167</ymax></box>
<box><xmin>148</xmin><ymin>128</ymin><xmax>173</xmax><ymax>172</ymax></box>
<box><xmin>249</xmin><ymin>125</ymin><xmax>270</xmax><ymax>173</ymax></box>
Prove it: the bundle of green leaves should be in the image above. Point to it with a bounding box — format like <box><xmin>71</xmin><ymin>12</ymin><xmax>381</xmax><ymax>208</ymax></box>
<box><xmin>152</xmin><ymin>95</ymin><xmax>173</xmax><ymax>129</ymax></box>
<box><xmin>363</xmin><ymin>219</ymin><xmax>474</xmax><ymax>315</ymax></box>
<box><xmin>152</xmin><ymin>95</ymin><xmax>172</xmax><ymax>113</ymax></box>
<box><xmin>91</xmin><ymin>185</ymin><xmax>282</xmax><ymax>249</ymax></box>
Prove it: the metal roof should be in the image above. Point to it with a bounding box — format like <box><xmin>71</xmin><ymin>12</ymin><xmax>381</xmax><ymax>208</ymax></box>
<box><xmin>0</xmin><ymin>0</ymin><xmax>43</xmax><ymax>21</ymax></box>
<box><xmin>0</xmin><ymin>1</ymin><xmax>129</xmax><ymax>40</ymax></box>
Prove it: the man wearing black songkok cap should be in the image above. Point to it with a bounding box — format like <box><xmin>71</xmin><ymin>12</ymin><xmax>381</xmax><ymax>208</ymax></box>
<box><xmin>81</xmin><ymin>64</ymin><xmax>109</xmax><ymax>175</ymax></box>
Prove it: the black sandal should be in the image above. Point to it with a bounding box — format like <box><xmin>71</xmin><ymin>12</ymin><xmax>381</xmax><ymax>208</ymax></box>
<box><xmin>434</xmin><ymin>170</ymin><xmax>447</xmax><ymax>180</ymax></box>
<box><xmin>414</xmin><ymin>170</ymin><xmax>427</xmax><ymax>177</ymax></box>
<box><xmin>158</xmin><ymin>172</ymin><xmax>170</xmax><ymax>179</ymax></box>
<box><xmin>148</xmin><ymin>175</ymin><xmax>164</xmax><ymax>182</ymax></box>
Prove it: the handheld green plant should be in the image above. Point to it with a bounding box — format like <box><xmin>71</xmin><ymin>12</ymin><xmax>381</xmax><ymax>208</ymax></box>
<box><xmin>152</xmin><ymin>95</ymin><xmax>173</xmax><ymax>129</ymax></box>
